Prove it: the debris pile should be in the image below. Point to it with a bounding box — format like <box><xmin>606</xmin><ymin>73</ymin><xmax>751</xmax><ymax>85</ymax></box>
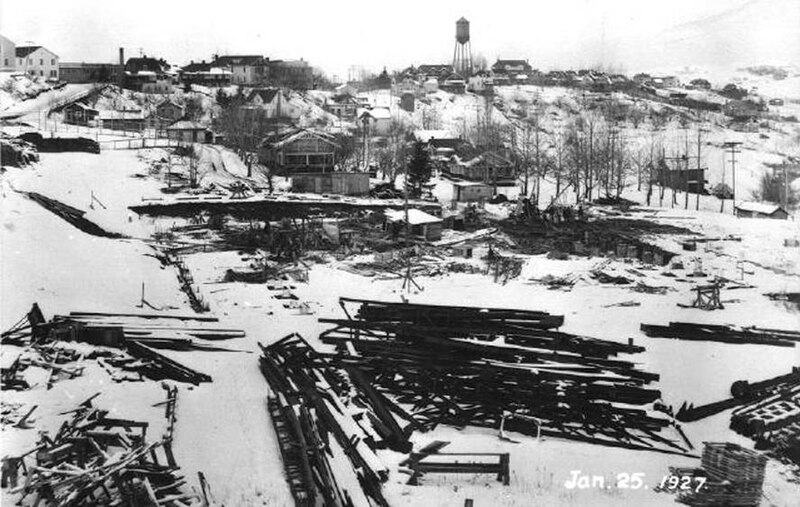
<box><xmin>259</xmin><ymin>334</ymin><xmax>393</xmax><ymax>507</ymax></box>
<box><xmin>662</xmin><ymin>442</ymin><xmax>767</xmax><ymax>507</ymax></box>
<box><xmin>18</xmin><ymin>132</ymin><xmax>100</xmax><ymax>154</ymax></box>
<box><xmin>0</xmin><ymin>134</ymin><xmax>39</xmax><ymax>167</ymax></box>
<box><xmin>641</xmin><ymin>322</ymin><xmax>800</xmax><ymax>347</ymax></box>
<box><xmin>1</xmin><ymin>397</ymin><xmax>197</xmax><ymax>506</ymax></box>
<box><xmin>2</xmin><ymin>305</ymin><xmax>244</xmax><ymax>385</ymax></box>
<box><xmin>730</xmin><ymin>373</ymin><xmax>800</xmax><ymax>467</ymax></box>
<box><xmin>313</xmin><ymin>298</ymin><xmax>691</xmax><ymax>454</ymax></box>
<box><xmin>22</xmin><ymin>192</ymin><xmax>122</xmax><ymax>239</ymax></box>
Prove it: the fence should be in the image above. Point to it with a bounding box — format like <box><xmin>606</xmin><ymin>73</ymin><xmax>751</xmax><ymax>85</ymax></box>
<box><xmin>98</xmin><ymin>138</ymin><xmax>187</xmax><ymax>151</ymax></box>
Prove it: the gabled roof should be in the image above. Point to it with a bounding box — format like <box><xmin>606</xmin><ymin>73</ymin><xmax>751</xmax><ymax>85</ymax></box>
<box><xmin>213</xmin><ymin>55</ymin><xmax>264</xmax><ymax>67</ymax></box>
<box><xmin>181</xmin><ymin>61</ymin><xmax>211</xmax><ymax>72</ymax></box>
<box><xmin>16</xmin><ymin>46</ymin><xmax>43</xmax><ymax>58</ymax></box>
<box><xmin>125</xmin><ymin>57</ymin><xmax>168</xmax><ymax>74</ymax></box>
<box><xmin>64</xmin><ymin>102</ymin><xmax>98</xmax><ymax>112</ymax></box>
<box><xmin>157</xmin><ymin>99</ymin><xmax>184</xmax><ymax>110</ymax></box>
<box><xmin>359</xmin><ymin>107</ymin><xmax>391</xmax><ymax>120</ymax></box>
<box><xmin>248</xmin><ymin>88</ymin><xmax>281</xmax><ymax>104</ymax></box>
<box><xmin>384</xmin><ymin>208</ymin><xmax>442</xmax><ymax>225</ymax></box>
<box><xmin>735</xmin><ymin>201</ymin><xmax>786</xmax><ymax>215</ymax></box>
<box><xmin>260</xmin><ymin>127</ymin><xmax>340</xmax><ymax>149</ymax></box>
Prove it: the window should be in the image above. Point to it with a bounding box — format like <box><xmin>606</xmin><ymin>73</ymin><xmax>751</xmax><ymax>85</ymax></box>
<box><xmin>3</xmin><ymin>59</ymin><xmax>7</xmax><ymax>66</ymax></box>
<box><xmin>50</xmin><ymin>70</ymin><xmax>56</xmax><ymax>77</ymax></box>
<box><xmin>51</xmin><ymin>59</ymin><xmax>55</xmax><ymax>65</ymax></box>
<box><xmin>40</xmin><ymin>70</ymin><xmax>44</xmax><ymax>76</ymax></box>
<box><xmin>40</xmin><ymin>59</ymin><xmax>43</xmax><ymax>65</ymax></box>
<box><xmin>28</xmin><ymin>59</ymin><xmax>32</xmax><ymax>65</ymax></box>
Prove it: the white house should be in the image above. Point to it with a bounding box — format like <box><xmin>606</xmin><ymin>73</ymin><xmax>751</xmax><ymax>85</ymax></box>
<box><xmin>246</xmin><ymin>88</ymin><xmax>300</xmax><ymax>119</ymax></box>
<box><xmin>358</xmin><ymin>107</ymin><xmax>392</xmax><ymax>136</ymax></box>
<box><xmin>423</xmin><ymin>78</ymin><xmax>439</xmax><ymax>93</ymax></box>
<box><xmin>0</xmin><ymin>34</ymin><xmax>15</xmax><ymax>72</ymax></box>
<box><xmin>16</xmin><ymin>45</ymin><xmax>59</xmax><ymax>80</ymax></box>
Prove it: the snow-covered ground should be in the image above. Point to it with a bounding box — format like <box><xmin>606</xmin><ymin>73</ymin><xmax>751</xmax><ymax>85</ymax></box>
<box><xmin>2</xmin><ymin>73</ymin><xmax>800</xmax><ymax>505</ymax></box>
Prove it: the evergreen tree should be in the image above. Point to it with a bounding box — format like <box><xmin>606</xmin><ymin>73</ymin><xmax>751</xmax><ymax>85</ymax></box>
<box><xmin>406</xmin><ymin>141</ymin><xmax>431</xmax><ymax>198</ymax></box>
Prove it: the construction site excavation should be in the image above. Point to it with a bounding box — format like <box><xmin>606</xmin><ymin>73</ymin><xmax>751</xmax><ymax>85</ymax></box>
<box><xmin>2</xmin><ymin>5</ymin><xmax>800</xmax><ymax>507</ymax></box>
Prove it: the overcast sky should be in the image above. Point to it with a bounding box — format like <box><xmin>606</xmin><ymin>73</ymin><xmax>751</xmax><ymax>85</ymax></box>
<box><xmin>1</xmin><ymin>0</ymin><xmax>798</xmax><ymax>78</ymax></box>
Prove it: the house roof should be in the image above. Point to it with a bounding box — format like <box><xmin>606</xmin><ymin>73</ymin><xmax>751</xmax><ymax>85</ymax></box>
<box><xmin>182</xmin><ymin>61</ymin><xmax>211</xmax><ymax>72</ymax></box>
<box><xmin>494</xmin><ymin>59</ymin><xmax>529</xmax><ymax>66</ymax></box>
<box><xmin>359</xmin><ymin>107</ymin><xmax>391</xmax><ymax>120</ymax></box>
<box><xmin>16</xmin><ymin>46</ymin><xmax>43</xmax><ymax>58</ymax></box>
<box><xmin>452</xmin><ymin>180</ymin><xmax>491</xmax><ymax>188</ymax></box>
<box><xmin>157</xmin><ymin>99</ymin><xmax>184</xmax><ymax>110</ymax></box>
<box><xmin>125</xmin><ymin>57</ymin><xmax>168</xmax><ymax>74</ymax></box>
<box><xmin>64</xmin><ymin>102</ymin><xmax>97</xmax><ymax>112</ymax></box>
<box><xmin>259</xmin><ymin>127</ymin><xmax>340</xmax><ymax>149</ymax></box>
<box><xmin>248</xmin><ymin>88</ymin><xmax>281</xmax><ymax>104</ymax></box>
<box><xmin>735</xmin><ymin>201</ymin><xmax>786</xmax><ymax>215</ymax></box>
<box><xmin>384</xmin><ymin>208</ymin><xmax>442</xmax><ymax>225</ymax></box>
<box><xmin>167</xmin><ymin>120</ymin><xmax>209</xmax><ymax>131</ymax></box>
<box><xmin>414</xmin><ymin>130</ymin><xmax>458</xmax><ymax>142</ymax></box>
<box><xmin>213</xmin><ymin>55</ymin><xmax>264</xmax><ymax>67</ymax></box>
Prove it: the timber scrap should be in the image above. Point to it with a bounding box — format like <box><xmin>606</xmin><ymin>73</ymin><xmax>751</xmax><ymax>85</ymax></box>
<box><xmin>1</xmin><ymin>396</ymin><xmax>198</xmax><ymax>506</ymax></box>
<box><xmin>641</xmin><ymin>322</ymin><xmax>800</xmax><ymax>347</ymax></box>
<box><xmin>2</xmin><ymin>305</ymin><xmax>238</xmax><ymax>384</ymax></box>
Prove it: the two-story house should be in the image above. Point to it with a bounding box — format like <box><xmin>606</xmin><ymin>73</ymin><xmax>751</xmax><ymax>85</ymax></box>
<box><xmin>16</xmin><ymin>45</ymin><xmax>59</xmax><ymax>80</ymax></box>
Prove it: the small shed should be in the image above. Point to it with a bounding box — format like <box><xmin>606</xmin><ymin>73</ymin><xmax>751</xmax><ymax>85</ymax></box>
<box><xmin>63</xmin><ymin>102</ymin><xmax>99</xmax><ymax>126</ymax></box>
<box><xmin>735</xmin><ymin>202</ymin><xmax>789</xmax><ymax>220</ymax></box>
<box><xmin>156</xmin><ymin>100</ymin><xmax>185</xmax><ymax>122</ymax></box>
<box><xmin>452</xmin><ymin>181</ymin><xmax>493</xmax><ymax>202</ymax></box>
<box><xmin>384</xmin><ymin>208</ymin><xmax>443</xmax><ymax>241</ymax></box>
<box><xmin>166</xmin><ymin>121</ymin><xmax>214</xmax><ymax>143</ymax></box>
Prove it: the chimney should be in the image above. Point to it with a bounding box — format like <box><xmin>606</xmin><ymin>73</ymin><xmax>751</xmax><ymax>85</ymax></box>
<box><xmin>119</xmin><ymin>47</ymin><xmax>124</xmax><ymax>66</ymax></box>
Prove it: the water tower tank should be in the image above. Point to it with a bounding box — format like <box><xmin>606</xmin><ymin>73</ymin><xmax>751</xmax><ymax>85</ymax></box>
<box><xmin>456</xmin><ymin>17</ymin><xmax>470</xmax><ymax>44</ymax></box>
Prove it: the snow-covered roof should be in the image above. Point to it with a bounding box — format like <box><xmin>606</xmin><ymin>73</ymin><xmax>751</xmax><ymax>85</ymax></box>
<box><xmin>735</xmin><ymin>201</ymin><xmax>786</xmax><ymax>215</ymax></box>
<box><xmin>358</xmin><ymin>107</ymin><xmax>391</xmax><ymax>120</ymax></box>
<box><xmin>414</xmin><ymin>130</ymin><xmax>457</xmax><ymax>142</ymax></box>
<box><xmin>384</xmin><ymin>208</ymin><xmax>442</xmax><ymax>225</ymax></box>
<box><xmin>167</xmin><ymin>121</ymin><xmax>209</xmax><ymax>131</ymax></box>
<box><xmin>452</xmin><ymin>180</ymin><xmax>491</xmax><ymax>187</ymax></box>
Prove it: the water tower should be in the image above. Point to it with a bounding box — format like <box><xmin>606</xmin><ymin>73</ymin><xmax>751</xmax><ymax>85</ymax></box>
<box><xmin>453</xmin><ymin>17</ymin><xmax>473</xmax><ymax>76</ymax></box>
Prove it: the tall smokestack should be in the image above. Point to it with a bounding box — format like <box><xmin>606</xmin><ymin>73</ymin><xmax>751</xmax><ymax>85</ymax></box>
<box><xmin>119</xmin><ymin>48</ymin><xmax>124</xmax><ymax>66</ymax></box>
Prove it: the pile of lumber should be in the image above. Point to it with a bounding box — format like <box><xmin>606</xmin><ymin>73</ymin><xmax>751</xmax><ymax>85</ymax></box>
<box><xmin>315</xmin><ymin>298</ymin><xmax>691</xmax><ymax>455</ymax></box>
<box><xmin>641</xmin><ymin>322</ymin><xmax>800</xmax><ymax>347</ymax></box>
<box><xmin>259</xmin><ymin>334</ymin><xmax>393</xmax><ymax>507</ymax></box>
<box><xmin>666</xmin><ymin>442</ymin><xmax>767</xmax><ymax>507</ymax></box>
<box><xmin>3</xmin><ymin>305</ymin><xmax>241</xmax><ymax>384</ymax></box>
<box><xmin>674</xmin><ymin>368</ymin><xmax>800</xmax><ymax>466</ymax></box>
<box><xmin>730</xmin><ymin>373</ymin><xmax>800</xmax><ymax>466</ymax></box>
<box><xmin>23</xmin><ymin>191</ymin><xmax>121</xmax><ymax>239</ymax></box>
<box><xmin>1</xmin><ymin>397</ymin><xmax>196</xmax><ymax>506</ymax></box>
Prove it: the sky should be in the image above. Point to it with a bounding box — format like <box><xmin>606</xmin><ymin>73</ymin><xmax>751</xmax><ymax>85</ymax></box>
<box><xmin>1</xmin><ymin>0</ymin><xmax>798</xmax><ymax>79</ymax></box>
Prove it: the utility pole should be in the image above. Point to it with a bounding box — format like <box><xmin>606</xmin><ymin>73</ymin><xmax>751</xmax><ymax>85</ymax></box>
<box><xmin>723</xmin><ymin>141</ymin><xmax>742</xmax><ymax>214</ymax></box>
<box><xmin>783</xmin><ymin>162</ymin><xmax>789</xmax><ymax>210</ymax></box>
<box><xmin>695</xmin><ymin>128</ymin><xmax>708</xmax><ymax>211</ymax></box>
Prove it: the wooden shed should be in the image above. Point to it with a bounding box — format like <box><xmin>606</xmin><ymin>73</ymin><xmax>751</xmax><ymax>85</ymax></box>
<box><xmin>735</xmin><ymin>202</ymin><xmax>789</xmax><ymax>220</ymax></box>
<box><xmin>452</xmin><ymin>181</ymin><xmax>493</xmax><ymax>202</ymax></box>
<box><xmin>384</xmin><ymin>208</ymin><xmax>443</xmax><ymax>242</ymax></box>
